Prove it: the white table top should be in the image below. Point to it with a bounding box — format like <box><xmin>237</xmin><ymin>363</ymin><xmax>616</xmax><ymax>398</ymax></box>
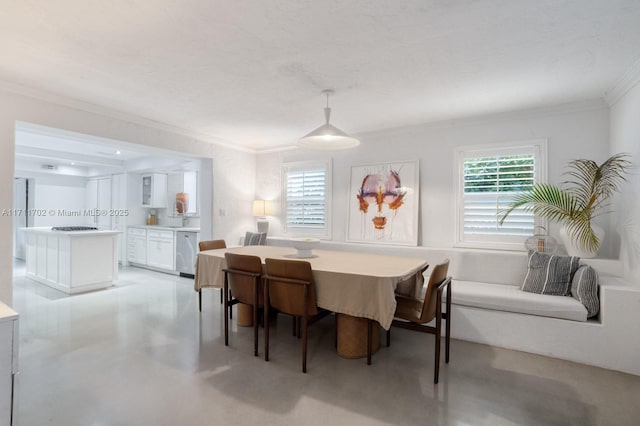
<box><xmin>0</xmin><ymin>301</ymin><xmax>18</xmax><ymax>323</ymax></box>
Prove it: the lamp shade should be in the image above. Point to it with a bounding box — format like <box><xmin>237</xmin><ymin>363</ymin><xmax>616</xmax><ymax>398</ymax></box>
<box><xmin>297</xmin><ymin>90</ymin><xmax>360</xmax><ymax>150</ymax></box>
<box><xmin>298</xmin><ymin>121</ymin><xmax>360</xmax><ymax>150</ymax></box>
<box><xmin>252</xmin><ymin>200</ymin><xmax>273</xmax><ymax>217</ymax></box>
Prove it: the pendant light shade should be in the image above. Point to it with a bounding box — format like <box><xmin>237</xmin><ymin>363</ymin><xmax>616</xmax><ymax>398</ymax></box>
<box><xmin>298</xmin><ymin>90</ymin><xmax>360</xmax><ymax>150</ymax></box>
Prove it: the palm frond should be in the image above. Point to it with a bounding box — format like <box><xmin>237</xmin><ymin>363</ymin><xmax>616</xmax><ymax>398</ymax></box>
<box><xmin>563</xmin><ymin>153</ymin><xmax>632</xmax><ymax>209</ymax></box>
<box><xmin>563</xmin><ymin>159</ymin><xmax>598</xmax><ymax>207</ymax></box>
<box><xmin>498</xmin><ymin>184</ymin><xmax>577</xmax><ymax>225</ymax></box>
<box><xmin>592</xmin><ymin>153</ymin><xmax>632</xmax><ymax>200</ymax></box>
<box><xmin>500</xmin><ymin>153</ymin><xmax>632</xmax><ymax>253</ymax></box>
<box><xmin>564</xmin><ymin>214</ymin><xmax>599</xmax><ymax>252</ymax></box>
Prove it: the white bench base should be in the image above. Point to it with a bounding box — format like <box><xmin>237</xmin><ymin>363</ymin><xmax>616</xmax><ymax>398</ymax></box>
<box><xmin>448</xmin><ymin>279</ymin><xmax>640</xmax><ymax>376</ymax></box>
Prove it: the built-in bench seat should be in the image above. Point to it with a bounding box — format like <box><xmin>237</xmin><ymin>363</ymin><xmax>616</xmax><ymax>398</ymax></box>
<box><xmin>267</xmin><ymin>237</ymin><xmax>640</xmax><ymax>376</ymax></box>
<box><xmin>451</xmin><ymin>280</ymin><xmax>588</xmax><ymax>322</ymax></box>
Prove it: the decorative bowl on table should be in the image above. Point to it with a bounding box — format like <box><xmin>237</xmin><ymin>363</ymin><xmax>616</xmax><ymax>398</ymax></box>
<box><xmin>289</xmin><ymin>238</ymin><xmax>320</xmax><ymax>258</ymax></box>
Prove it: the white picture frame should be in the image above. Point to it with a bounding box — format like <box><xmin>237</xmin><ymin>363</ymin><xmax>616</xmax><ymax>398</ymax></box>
<box><xmin>346</xmin><ymin>160</ymin><xmax>419</xmax><ymax>245</ymax></box>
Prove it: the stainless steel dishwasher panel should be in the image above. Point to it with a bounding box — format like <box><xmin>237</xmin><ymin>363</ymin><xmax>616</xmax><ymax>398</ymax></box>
<box><xmin>176</xmin><ymin>231</ymin><xmax>199</xmax><ymax>276</ymax></box>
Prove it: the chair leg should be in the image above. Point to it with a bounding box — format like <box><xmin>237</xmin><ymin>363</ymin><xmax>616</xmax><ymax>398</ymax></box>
<box><xmin>302</xmin><ymin>313</ymin><xmax>308</xmax><ymax>373</ymax></box>
<box><xmin>264</xmin><ymin>283</ymin><xmax>270</xmax><ymax>362</ymax></box>
<box><xmin>253</xmin><ymin>279</ymin><xmax>259</xmax><ymax>357</ymax></box>
<box><xmin>220</xmin><ymin>288</ymin><xmax>223</xmax><ymax>304</ymax></box>
<box><xmin>198</xmin><ymin>290</ymin><xmax>202</xmax><ymax>312</ymax></box>
<box><xmin>224</xmin><ymin>278</ymin><xmax>229</xmax><ymax>347</ymax></box>
<box><xmin>446</xmin><ymin>283</ymin><xmax>452</xmax><ymax>364</ymax></box>
<box><xmin>386</xmin><ymin>328</ymin><xmax>391</xmax><ymax>347</ymax></box>
<box><xmin>295</xmin><ymin>317</ymin><xmax>301</xmax><ymax>338</ymax></box>
<box><xmin>367</xmin><ymin>319</ymin><xmax>372</xmax><ymax>365</ymax></box>
<box><xmin>292</xmin><ymin>316</ymin><xmax>297</xmax><ymax>336</ymax></box>
<box><xmin>434</xmin><ymin>302</ymin><xmax>442</xmax><ymax>384</ymax></box>
<box><xmin>334</xmin><ymin>314</ymin><xmax>338</xmax><ymax>349</ymax></box>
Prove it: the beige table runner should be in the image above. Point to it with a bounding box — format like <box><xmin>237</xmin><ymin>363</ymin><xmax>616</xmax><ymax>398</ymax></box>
<box><xmin>194</xmin><ymin>246</ymin><xmax>427</xmax><ymax>329</ymax></box>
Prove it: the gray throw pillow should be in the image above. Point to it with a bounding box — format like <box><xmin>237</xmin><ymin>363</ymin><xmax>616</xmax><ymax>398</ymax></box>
<box><xmin>521</xmin><ymin>250</ymin><xmax>580</xmax><ymax>296</ymax></box>
<box><xmin>571</xmin><ymin>265</ymin><xmax>599</xmax><ymax>318</ymax></box>
<box><xmin>244</xmin><ymin>231</ymin><xmax>267</xmax><ymax>246</ymax></box>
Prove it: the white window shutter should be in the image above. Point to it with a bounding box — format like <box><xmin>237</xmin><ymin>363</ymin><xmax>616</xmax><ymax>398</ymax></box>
<box><xmin>456</xmin><ymin>141</ymin><xmax>547</xmax><ymax>250</ymax></box>
<box><xmin>282</xmin><ymin>161</ymin><xmax>332</xmax><ymax>237</ymax></box>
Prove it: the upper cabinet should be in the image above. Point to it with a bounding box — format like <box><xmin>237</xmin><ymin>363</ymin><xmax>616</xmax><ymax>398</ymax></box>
<box><xmin>141</xmin><ymin>173</ymin><xmax>167</xmax><ymax>208</ymax></box>
<box><xmin>167</xmin><ymin>171</ymin><xmax>199</xmax><ymax>216</ymax></box>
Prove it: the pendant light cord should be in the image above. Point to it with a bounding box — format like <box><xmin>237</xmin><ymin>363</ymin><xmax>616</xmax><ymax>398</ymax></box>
<box><xmin>324</xmin><ymin>91</ymin><xmax>331</xmax><ymax>124</ymax></box>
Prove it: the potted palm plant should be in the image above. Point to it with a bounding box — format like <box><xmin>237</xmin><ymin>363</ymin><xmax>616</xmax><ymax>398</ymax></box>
<box><xmin>499</xmin><ymin>153</ymin><xmax>632</xmax><ymax>258</ymax></box>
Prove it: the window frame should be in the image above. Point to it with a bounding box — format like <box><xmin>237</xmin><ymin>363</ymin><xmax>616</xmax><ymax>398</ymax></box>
<box><xmin>281</xmin><ymin>160</ymin><xmax>332</xmax><ymax>239</ymax></box>
<box><xmin>454</xmin><ymin>139</ymin><xmax>548</xmax><ymax>251</ymax></box>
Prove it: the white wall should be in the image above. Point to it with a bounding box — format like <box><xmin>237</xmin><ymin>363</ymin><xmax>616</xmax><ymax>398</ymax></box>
<box><xmin>31</xmin><ymin>177</ymin><xmax>87</xmax><ymax>227</ymax></box>
<box><xmin>610</xmin><ymin>81</ymin><xmax>640</xmax><ymax>285</ymax></box>
<box><xmin>257</xmin><ymin>101</ymin><xmax>611</xmax><ymax>254</ymax></box>
<box><xmin>0</xmin><ymin>88</ymin><xmax>256</xmax><ymax>305</ymax></box>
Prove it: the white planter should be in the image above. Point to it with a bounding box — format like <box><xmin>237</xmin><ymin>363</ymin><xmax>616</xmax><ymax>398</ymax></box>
<box><xmin>559</xmin><ymin>224</ymin><xmax>605</xmax><ymax>258</ymax></box>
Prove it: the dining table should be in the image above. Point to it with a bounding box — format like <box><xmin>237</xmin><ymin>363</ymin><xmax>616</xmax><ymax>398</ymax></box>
<box><xmin>195</xmin><ymin>245</ymin><xmax>427</xmax><ymax>327</ymax></box>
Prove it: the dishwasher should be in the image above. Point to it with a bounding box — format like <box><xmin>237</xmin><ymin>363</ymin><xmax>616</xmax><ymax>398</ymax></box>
<box><xmin>176</xmin><ymin>231</ymin><xmax>200</xmax><ymax>278</ymax></box>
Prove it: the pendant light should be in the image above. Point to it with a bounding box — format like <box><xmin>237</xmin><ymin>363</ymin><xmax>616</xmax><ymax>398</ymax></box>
<box><xmin>297</xmin><ymin>89</ymin><xmax>360</xmax><ymax>150</ymax></box>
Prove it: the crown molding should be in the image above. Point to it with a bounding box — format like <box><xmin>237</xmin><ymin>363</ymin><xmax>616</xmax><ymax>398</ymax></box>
<box><xmin>0</xmin><ymin>79</ymin><xmax>256</xmax><ymax>154</ymax></box>
<box><xmin>255</xmin><ymin>144</ymin><xmax>298</xmax><ymax>155</ymax></box>
<box><xmin>605</xmin><ymin>57</ymin><xmax>640</xmax><ymax>106</ymax></box>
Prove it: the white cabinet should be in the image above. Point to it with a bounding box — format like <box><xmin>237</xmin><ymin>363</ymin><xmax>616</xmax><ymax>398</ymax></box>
<box><xmin>97</xmin><ymin>178</ymin><xmax>112</xmax><ymax>229</ymax></box>
<box><xmin>84</xmin><ymin>179</ymin><xmax>98</xmax><ymax>226</ymax></box>
<box><xmin>111</xmin><ymin>174</ymin><xmax>127</xmax><ymax>263</ymax></box>
<box><xmin>127</xmin><ymin>228</ymin><xmax>175</xmax><ymax>271</ymax></box>
<box><xmin>127</xmin><ymin>228</ymin><xmax>147</xmax><ymax>265</ymax></box>
<box><xmin>141</xmin><ymin>174</ymin><xmax>167</xmax><ymax>208</ymax></box>
<box><xmin>146</xmin><ymin>230</ymin><xmax>175</xmax><ymax>270</ymax></box>
<box><xmin>85</xmin><ymin>177</ymin><xmax>112</xmax><ymax>228</ymax></box>
<box><xmin>0</xmin><ymin>303</ymin><xmax>19</xmax><ymax>426</ymax></box>
<box><xmin>24</xmin><ymin>229</ymin><xmax>119</xmax><ymax>294</ymax></box>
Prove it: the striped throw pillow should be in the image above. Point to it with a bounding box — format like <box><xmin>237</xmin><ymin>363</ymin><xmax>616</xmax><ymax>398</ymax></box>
<box><xmin>571</xmin><ymin>265</ymin><xmax>599</xmax><ymax>318</ymax></box>
<box><xmin>521</xmin><ymin>250</ymin><xmax>580</xmax><ymax>296</ymax></box>
<box><xmin>244</xmin><ymin>231</ymin><xmax>267</xmax><ymax>246</ymax></box>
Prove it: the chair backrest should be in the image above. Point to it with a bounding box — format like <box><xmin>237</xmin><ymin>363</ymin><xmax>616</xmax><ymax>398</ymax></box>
<box><xmin>224</xmin><ymin>253</ymin><xmax>263</xmax><ymax>306</ymax></box>
<box><xmin>419</xmin><ymin>259</ymin><xmax>450</xmax><ymax>323</ymax></box>
<box><xmin>264</xmin><ymin>258</ymin><xmax>318</xmax><ymax>317</ymax></box>
<box><xmin>199</xmin><ymin>239</ymin><xmax>226</xmax><ymax>251</ymax></box>
<box><xmin>396</xmin><ymin>264</ymin><xmax>429</xmax><ymax>298</ymax></box>
<box><xmin>244</xmin><ymin>232</ymin><xmax>267</xmax><ymax>246</ymax></box>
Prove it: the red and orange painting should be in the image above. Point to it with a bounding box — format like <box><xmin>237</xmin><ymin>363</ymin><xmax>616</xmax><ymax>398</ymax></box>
<box><xmin>347</xmin><ymin>161</ymin><xmax>419</xmax><ymax>245</ymax></box>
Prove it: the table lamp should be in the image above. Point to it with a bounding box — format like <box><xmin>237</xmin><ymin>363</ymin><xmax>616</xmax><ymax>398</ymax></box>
<box><xmin>252</xmin><ymin>200</ymin><xmax>273</xmax><ymax>234</ymax></box>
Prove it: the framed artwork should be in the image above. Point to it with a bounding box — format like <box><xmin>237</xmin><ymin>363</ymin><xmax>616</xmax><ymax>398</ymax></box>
<box><xmin>347</xmin><ymin>160</ymin><xmax>419</xmax><ymax>245</ymax></box>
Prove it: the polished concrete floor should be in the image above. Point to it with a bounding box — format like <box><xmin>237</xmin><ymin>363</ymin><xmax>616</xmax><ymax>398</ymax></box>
<box><xmin>12</xmin><ymin>261</ymin><xmax>640</xmax><ymax>426</ymax></box>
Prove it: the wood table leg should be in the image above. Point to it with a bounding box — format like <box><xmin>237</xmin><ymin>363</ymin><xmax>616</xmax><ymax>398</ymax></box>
<box><xmin>236</xmin><ymin>303</ymin><xmax>253</xmax><ymax>327</ymax></box>
<box><xmin>336</xmin><ymin>313</ymin><xmax>380</xmax><ymax>360</ymax></box>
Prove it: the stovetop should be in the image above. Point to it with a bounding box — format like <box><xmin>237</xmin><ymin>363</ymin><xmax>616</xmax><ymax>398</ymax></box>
<box><xmin>51</xmin><ymin>226</ymin><xmax>99</xmax><ymax>232</ymax></box>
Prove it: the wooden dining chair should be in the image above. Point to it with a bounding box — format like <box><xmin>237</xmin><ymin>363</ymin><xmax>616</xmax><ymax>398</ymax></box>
<box><xmin>198</xmin><ymin>239</ymin><xmax>227</xmax><ymax>310</ymax></box>
<box><xmin>263</xmin><ymin>258</ymin><xmax>331</xmax><ymax>373</ymax></box>
<box><xmin>386</xmin><ymin>259</ymin><xmax>452</xmax><ymax>384</ymax></box>
<box><xmin>222</xmin><ymin>253</ymin><xmax>263</xmax><ymax>356</ymax></box>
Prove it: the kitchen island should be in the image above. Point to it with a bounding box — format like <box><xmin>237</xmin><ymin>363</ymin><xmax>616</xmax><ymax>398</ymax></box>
<box><xmin>23</xmin><ymin>227</ymin><xmax>120</xmax><ymax>294</ymax></box>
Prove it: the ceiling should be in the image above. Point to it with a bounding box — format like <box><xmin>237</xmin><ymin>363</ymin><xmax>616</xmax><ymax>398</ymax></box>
<box><xmin>14</xmin><ymin>123</ymin><xmax>200</xmax><ymax>176</ymax></box>
<box><xmin>1</xmin><ymin>1</ymin><xmax>640</xmax><ymax>151</ymax></box>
